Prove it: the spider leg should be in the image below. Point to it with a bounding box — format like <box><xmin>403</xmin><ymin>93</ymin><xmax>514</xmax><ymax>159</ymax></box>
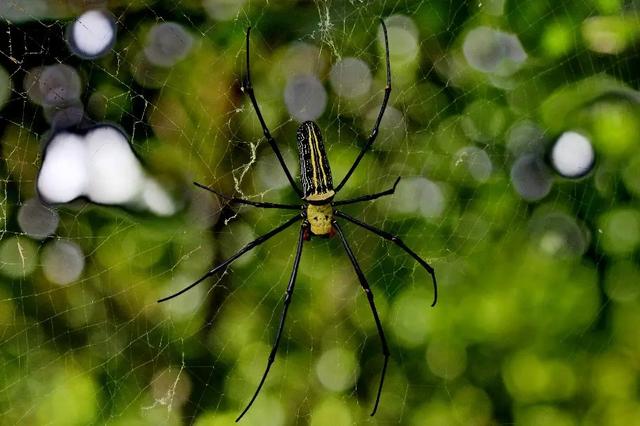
<box><xmin>157</xmin><ymin>215</ymin><xmax>301</xmax><ymax>303</ymax></box>
<box><xmin>335</xmin><ymin>210</ymin><xmax>437</xmax><ymax>307</ymax></box>
<box><xmin>335</xmin><ymin>19</ymin><xmax>391</xmax><ymax>193</ymax></box>
<box><xmin>244</xmin><ymin>27</ymin><xmax>303</xmax><ymax>197</ymax></box>
<box><xmin>236</xmin><ymin>222</ymin><xmax>306</xmax><ymax>422</ymax></box>
<box><xmin>333</xmin><ymin>177</ymin><xmax>400</xmax><ymax>206</ymax></box>
<box><xmin>333</xmin><ymin>221</ymin><xmax>389</xmax><ymax>416</ymax></box>
<box><xmin>193</xmin><ymin>182</ymin><xmax>300</xmax><ymax>210</ymax></box>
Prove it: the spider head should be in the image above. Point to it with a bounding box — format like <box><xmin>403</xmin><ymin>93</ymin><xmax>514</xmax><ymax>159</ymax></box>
<box><xmin>296</xmin><ymin>121</ymin><xmax>335</xmax><ymax>203</ymax></box>
<box><xmin>306</xmin><ymin>203</ymin><xmax>334</xmax><ymax>236</ymax></box>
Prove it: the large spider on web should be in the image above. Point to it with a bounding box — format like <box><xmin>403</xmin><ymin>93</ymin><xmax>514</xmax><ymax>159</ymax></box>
<box><xmin>158</xmin><ymin>19</ymin><xmax>437</xmax><ymax>422</ymax></box>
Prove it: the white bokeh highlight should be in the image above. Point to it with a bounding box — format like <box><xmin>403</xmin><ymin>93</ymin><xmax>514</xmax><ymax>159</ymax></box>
<box><xmin>25</xmin><ymin>64</ymin><xmax>81</xmax><ymax>107</ymax></box>
<box><xmin>84</xmin><ymin>126</ymin><xmax>144</xmax><ymax>204</ymax></box>
<box><xmin>389</xmin><ymin>177</ymin><xmax>446</xmax><ymax>219</ymax></box>
<box><xmin>42</xmin><ymin>240</ymin><xmax>85</xmax><ymax>285</ymax></box>
<box><xmin>17</xmin><ymin>198</ymin><xmax>60</xmax><ymax>240</ymax></box>
<box><xmin>37</xmin><ymin>125</ymin><xmax>175</xmax><ymax>215</ymax></box>
<box><xmin>140</xmin><ymin>178</ymin><xmax>177</xmax><ymax>216</ymax></box>
<box><xmin>329</xmin><ymin>57</ymin><xmax>372</xmax><ymax>99</ymax></box>
<box><xmin>144</xmin><ymin>22</ymin><xmax>193</xmax><ymax>67</ymax></box>
<box><xmin>203</xmin><ymin>0</ymin><xmax>247</xmax><ymax>21</ymax></box>
<box><xmin>68</xmin><ymin>10</ymin><xmax>116</xmax><ymax>59</ymax></box>
<box><xmin>284</xmin><ymin>74</ymin><xmax>327</xmax><ymax>122</ymax></box>
<box><xmin>38</xmin><ymin>133</ymin><xmax>88</xmax><ymax>203</ymax></box>
<box><xmin>511</xmin><ymin>155</ymin><xmax>553</xmax><ymax>201</ymax></box>
<box><xmin>551</xmin><ymin>131</ymin><xmax>595</xmax><ymax>178</ymax></box>
<box><xmin>382</xmin><ymin>15</ymin><xmax>419</xmax><ymax>64</ymax></box>
<box><xmin>455</xmin><ymin>146</ymin><xmax>493</xmax><ymax>183</ymax></box>
<box><xmin>463</xmin><ymin>26</ymin><xmax>527</xmax><ymax>76</ymax></box>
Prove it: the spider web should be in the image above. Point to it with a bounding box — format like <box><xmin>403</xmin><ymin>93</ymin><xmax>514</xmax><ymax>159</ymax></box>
<box><xmin>1</xmin><ymin>0</ymin><xmax>639</xmax><ymax>425</ymax></box>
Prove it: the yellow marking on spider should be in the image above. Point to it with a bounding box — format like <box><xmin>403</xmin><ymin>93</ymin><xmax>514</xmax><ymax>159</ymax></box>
<box><xmin>310</xmin><ymin>126</ymin><xmax>328</xmax><ymax>190</ymax></box>
<box><xmin>308</xmin><ymin>126</ymin><xmax>320</xmax><ymax>194</ymax></box>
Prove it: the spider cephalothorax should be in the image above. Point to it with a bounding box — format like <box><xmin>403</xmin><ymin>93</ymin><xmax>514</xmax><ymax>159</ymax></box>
<box><xmin>305</xmin><ymin>203</ymin><xmax>333</xmax><ymax>236</ymax></box>
<box><xmin>159</xmin><ymin>20</ymin><xmax>438</xmax><ymax>422</ymax></box>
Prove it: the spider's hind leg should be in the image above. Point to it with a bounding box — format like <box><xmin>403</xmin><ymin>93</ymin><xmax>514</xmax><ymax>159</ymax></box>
<box><xmin>333</xmin><ymin>221</ymin><xmax>389</xmax><ymax>416</ymax></box>
<box><xmin>236</xmin><ymin>222</ymin><xmax>307</xmax><ymax>422</ymax></box>
<box><xmin>334</xmin><ymin>210</ymin><xmax>437</xmax><ymax>307</ymax></box>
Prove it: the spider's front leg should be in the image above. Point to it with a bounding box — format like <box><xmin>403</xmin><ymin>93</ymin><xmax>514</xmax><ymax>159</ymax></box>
<box><xmin>244</xmin><ymin>27</ymin><xmax>302</xmax><ymax>197</ymax></box>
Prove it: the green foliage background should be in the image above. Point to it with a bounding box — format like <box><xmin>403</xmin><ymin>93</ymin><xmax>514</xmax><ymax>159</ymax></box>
<box><xmin>2</xmin><ymin>0</ymin><xmax>640</xmax><ymax>425</ymax></box>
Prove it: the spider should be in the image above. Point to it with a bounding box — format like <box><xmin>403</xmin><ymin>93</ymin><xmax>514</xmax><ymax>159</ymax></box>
<box><xmin>158</xmin><ymin>19</ymin><xmax>437</xmax><ymax>422</ymax></box>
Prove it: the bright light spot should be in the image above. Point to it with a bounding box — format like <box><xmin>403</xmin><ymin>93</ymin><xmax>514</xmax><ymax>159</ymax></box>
<box><xmin>203</xmin><ymin>0</ymin><xmax>247</xmax><ymax>21</ymax></box>
<box><xmin>510</xmin><ymin>155</ymin><xmax>553</xmax><ymax>201</ymax></box>
<box><xmin>37</xmin><ymin>132</ymin><xmax>88</xmax><ymax>203</ymax></box>
<box><xmin>382</xmin><ymin>15</ymin><xmax>419</xmax><ymax>64</ymax></box>
<box><xmin>392</xmin><ymin>177</ymin><xmax>446</xmax><ymax>219</ymax></box>
<box><xmin>69</xmin><ymin>10</ymin><xmax>116</xmax><ymax>59</ymax></box>
<box><xmin>463</xmin><ymin>26</ymin><xmax>527</xmax><ymax>76</ymax></box>
<box><xmin>25</xmin><ymin>64</ymin><xmax>81</xmax><ymax>107</ymax></box>
<box><xmin>455</xmin><ymin>146</ymin><xmax>493</xmax><ymax>183</ymax></box>
<box><xmin>387</xmin><ymin>26</ymin><xmax>419</xmax><ymax>62</ymax></box>
<box><xmin>315</xmin><ymin>347</ymin><xmax>359</xmax><ymax>392</ymax></box>
<box><xmin>284</xmin><ymin>74</ymin><xmax>327</xmax><ymax>122</ymax></box>
<box><xmin>17</xmin><ymin>198</ymin><xmax>59</xmax><ymax>240</ymax></box>
<box><xmin>37</xmin><ymin>125</ymin><xmax>173</xmax><ymax>216</ymax></box>
<box><xmin>599</xmin><ymin>208</ymin><xmax>640</xmax><ymax>256</ymax></box>
<box><xmin>329</xmin><ymin>57</ymin><xmax>372</xmax><ymax>99</ymax></box>
<box><xmin>582</xmin><ymin>16</ymin><xmax>631</xmax><ymax>55</ymax></box>
<box><xmin>144</xmin><ymin>22</ymin><xmax>193</xmax><ymax>67</ymax></box>
<box><xmin>140</xmin><ymin>178</ymin><xmax>176</xmax><ymax>216</ymax></box>
<box><xmin>551</xmin><ymin>131</ymin><xmax>595</xmax><ymax>178</ymax></box>
<box><xmin>85</xmin><ymin>126</ymin><xmax>144</xmax><ymax>204</ymax></box>
<box><xmin>42</xmin><ymin>240</ymin><xmax>85</xmax><ymax>285</ymax></box>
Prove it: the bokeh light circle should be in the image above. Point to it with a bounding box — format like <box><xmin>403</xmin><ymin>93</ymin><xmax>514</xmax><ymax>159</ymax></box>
<box><xmin>315</xmin><ymin>347</ymin><xmax>359</xmax><ymax>392</ymax></box>
<box><xmin>42</xmin><ymin>240</ymin><xmax>85</xmax><ymax>285</ymax></box>
<box><xmin>511</xmin><ymin>155</ymin><xmax>553</xmax><ymax>201</ymax></box>
<box><xmin>284</xmin><ymin>74</ymin><xmax>327</xmax><ymax>122</ymax></box>
<box><xmin>144</xmin><ymin>22</ymin><xmax>193</xmax><ymax>67</ymax></box>
<box><xmin>329</xmin><ymin>57</ymin><xmax>372</xmax><ymax>99</ymax></box>
<box><xmin>463</xmin><ymin>26</ymin><xmax>527</xmax><ymax>76</ymax></box>
<box><xmin>17</xmin><ymin>198</ymin><xmax>59</xmax><ymax>240</ymax></box>
<box><xmin>67</xmin><ymin>10</ymin><xmax>117</xmax><ymax>59</ymax></box>
<box><xmin>551</xmin><ymin>131</ymin><xmax>595</xmax><ymax>178</ymax></box>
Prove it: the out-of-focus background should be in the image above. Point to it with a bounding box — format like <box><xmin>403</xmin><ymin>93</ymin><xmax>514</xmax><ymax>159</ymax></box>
<box><xmin>1</xmin><ymin>0</ymin><xmax>640</xmax><ymax>425</ymax></box>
